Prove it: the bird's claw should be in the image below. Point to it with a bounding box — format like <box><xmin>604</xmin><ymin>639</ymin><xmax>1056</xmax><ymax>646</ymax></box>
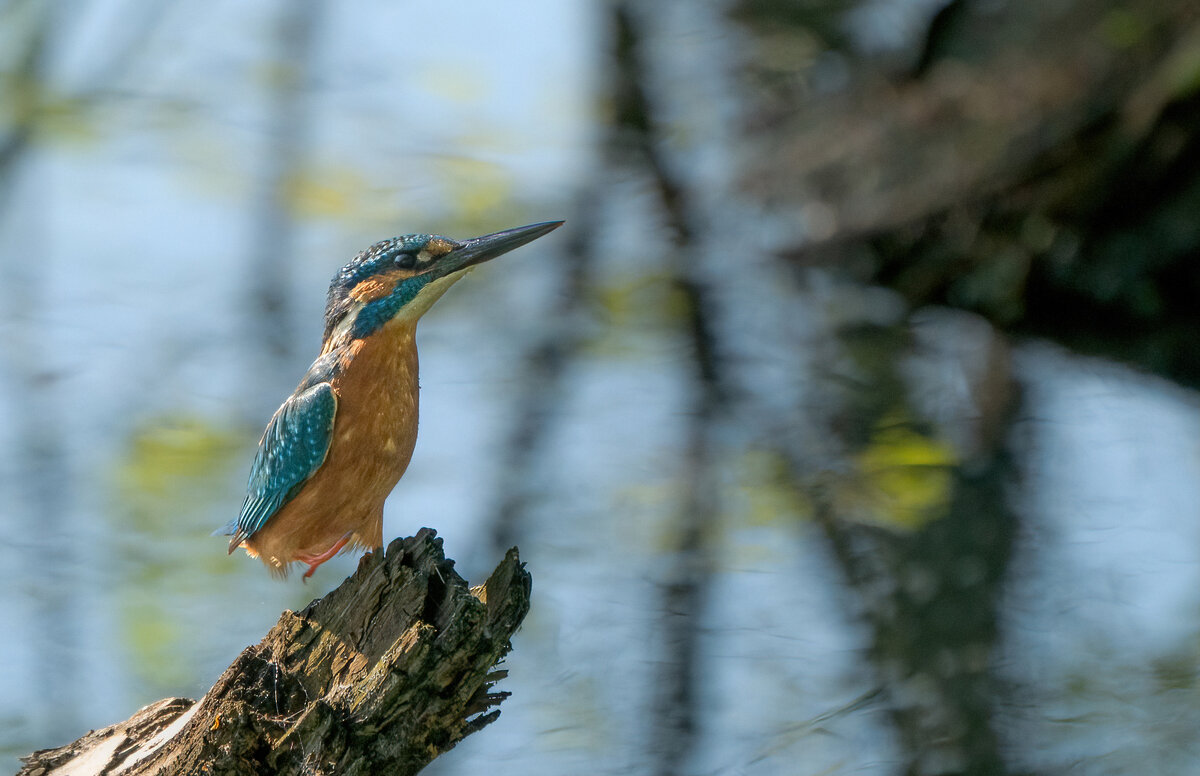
<box><xmin>296</xmin><ymin>534</ymin><xmax>352</xmax><ymax>581</ymax></box>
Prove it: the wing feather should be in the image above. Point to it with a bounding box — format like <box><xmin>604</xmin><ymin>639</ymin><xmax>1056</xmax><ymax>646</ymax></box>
<box><xmin>223</xmin><ymin>382</ymin><xmax>337</xmax><ymax>551</ymax></box>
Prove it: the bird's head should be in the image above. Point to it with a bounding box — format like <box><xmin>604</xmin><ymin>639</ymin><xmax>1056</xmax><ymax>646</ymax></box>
<box><xmin>322</xmin><ymin>220</ymin><xmax>562</xmax><ymax>344</ymax></box>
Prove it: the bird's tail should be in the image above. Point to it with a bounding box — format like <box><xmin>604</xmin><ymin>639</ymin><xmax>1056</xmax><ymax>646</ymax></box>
<box><xmin>212</xmin><ymin>520</ymin><xmax>248</xmax><ymax>554</ymax></box>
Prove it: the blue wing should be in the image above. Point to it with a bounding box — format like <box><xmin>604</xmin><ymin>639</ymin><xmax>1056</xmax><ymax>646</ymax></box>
<box><xmin>222</xmin><ymin>382</ymin><xmax>337</xmax><ymax>551</ymax></box>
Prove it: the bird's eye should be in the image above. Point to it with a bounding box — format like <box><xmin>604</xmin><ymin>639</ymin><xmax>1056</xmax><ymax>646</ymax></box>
<box><xmin>394</xmin><ymin>253</ymin><xmax>417</xmax><ymax>270</ymax></box>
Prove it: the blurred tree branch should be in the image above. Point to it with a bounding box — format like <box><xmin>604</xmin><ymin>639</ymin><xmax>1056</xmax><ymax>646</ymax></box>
<box><xmin>482</xmin><ymin>203</ymin><xmax>592</xmax><ymax>557</ymax></box>
<box><xmin>0</xmin><ymin>0</ymin><xmax>172</xmax><ymax>744</ymax></box>
<box><xmin>730</xmin><ymin>10</ymin><xmax>1200</xmax><ymax>766</ymax></box>
<box><xmin>17</xmin><ymin>531</ymin><xmax>531</xmax><ymax>776</ymax></box>
<box><xmin>0</xmin><ymin>0</ymin><xmax>172</xmax><ymax>209</ymax></box>
<box><xmin>784</xmin><ymin>315</ymin><xmax>1020</xmax><ymax>775</ymax></box>
<box><xmin>603</xmin><ymin>4</ymin><xmax>731</xmax><ymax>775</ymax></box>
<box><xmin>728</xmin><ymin>2</ymin><xmax>1104</xmax><ymax>771</ymax></box>
<box><xmin>247</xmin><ymin>0</ymin><xmax>325</xmax><ymax>386</ymax></box>
<box><xmin>739</xmin><ymin>0</ymin><xmax>1200</xmax><ymax>388</ymax></box>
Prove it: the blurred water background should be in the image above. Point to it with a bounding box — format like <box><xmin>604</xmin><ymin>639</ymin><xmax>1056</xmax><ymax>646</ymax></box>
<box><xmin>3</xmin><ymin>1</ymin><xmax>1200</xmax><ymax>774</ymax></box>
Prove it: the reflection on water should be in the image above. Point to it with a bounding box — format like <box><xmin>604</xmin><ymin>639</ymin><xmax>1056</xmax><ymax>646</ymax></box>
<box><xmin>7</xmin><ymin>248</ymin><xmax>1199</xmax><ymax>775</ymax></box>
<box><xmin>1000</xmin><ymin>347</ymin><xmax>1200</xmax><ymax>774</ymax></box>
<box><xmin>3</xmin><ymin>2</ymin><xmax>1200</xmax><ymax>775</ymax></box>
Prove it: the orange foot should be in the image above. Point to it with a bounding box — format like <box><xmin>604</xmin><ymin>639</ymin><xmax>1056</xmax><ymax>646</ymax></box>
<box><xmin>295</xmin><ymin>534</ymin><xmax>351</xmax><ymax>581</ymax></box>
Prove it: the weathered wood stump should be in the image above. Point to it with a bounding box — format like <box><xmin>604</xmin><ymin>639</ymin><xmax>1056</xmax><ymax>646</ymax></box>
<box><xmin>19</xmin><ymin>529</ymin><xmax>531</xmax><ymax>776</ymax></box>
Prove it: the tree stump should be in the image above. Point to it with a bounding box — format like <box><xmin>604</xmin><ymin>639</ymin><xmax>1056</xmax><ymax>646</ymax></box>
<box><xmin>18</xmin><ymin>529</ymin><xmax>531</xmax><ymax>776</ymax></box>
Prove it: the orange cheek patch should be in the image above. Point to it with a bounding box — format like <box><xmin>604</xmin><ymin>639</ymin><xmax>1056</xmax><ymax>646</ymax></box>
<box><xmin>349</xmin><ymin>276</ymin><xmax>398</xmax><ymax>303</ymax></box>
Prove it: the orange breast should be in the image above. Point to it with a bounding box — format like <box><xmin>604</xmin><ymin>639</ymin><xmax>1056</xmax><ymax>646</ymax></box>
<box><xmin>245</xmin><ymin>321</ymin><xmax>421</xmax><ymax>574</ymax></box>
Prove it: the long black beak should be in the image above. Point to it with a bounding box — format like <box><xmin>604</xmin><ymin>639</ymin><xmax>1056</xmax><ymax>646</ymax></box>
<box><xmin>433</xmin><ymin>220</ymin><xmax>564</xmax><ymax>278</ymax></box>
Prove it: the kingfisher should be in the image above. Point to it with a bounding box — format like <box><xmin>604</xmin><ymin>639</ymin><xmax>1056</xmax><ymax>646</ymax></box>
<box><xmin>220</xmin><ymin>220</ymin><xmax>563</xmax><ymax>579</ymax></box>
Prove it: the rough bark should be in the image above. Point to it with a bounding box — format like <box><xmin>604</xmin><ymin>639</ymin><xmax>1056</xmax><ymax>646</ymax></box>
<box><xmin>18</xmin><ymin>529</ymin><xmax>531</xmax><ymax>776</ymax></box>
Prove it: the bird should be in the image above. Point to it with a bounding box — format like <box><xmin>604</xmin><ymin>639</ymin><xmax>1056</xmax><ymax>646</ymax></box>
<box><xmin>219</xmin><ymin>220</ymin><xmax>563</xmax><ymax>579</ymax></box>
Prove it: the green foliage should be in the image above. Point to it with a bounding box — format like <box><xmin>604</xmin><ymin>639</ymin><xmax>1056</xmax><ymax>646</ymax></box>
<box><xmin>418</xmin><ymin>64</ymin><xmax>487</xmax><ymax>103</ymax></box>
<box><xmin>285</xmin><ymin>166</ymin><xmax>372</xmax><ymax>219</ymax></box>
<box><xmin>1099</xmin><ymin>7</ymin><xmax>1150</xmax><ymax>49</ymax></box>
<box><xmin>587</xmin><ymin>272</ymin><xmax>691</xmax><ymax>355</ymax></box>
<box><xmin>734</xmin><ymin>450</ymin><xmax>813</xmax><ymax>528</ymax></box>
<box><xmin>1152</xmin><ymin>647</ymin><xmax>1200</xmax><ymax>691</ymax></box>
<box><xmin>844</xmin><ymin>413</ymin><xmax>957</xmax><ymax>530</ymax></box>
<box><xmin>1159</xmin><ymin>26</ymin><xmax>1200</xmax><ymax>99</ymax></box>
<box><xmin>116</xmin><ymin>415</ymin><xmax>241</xmax><ymax>505</ymax></box>
<box><xmin>109</xmin><ymin>414</ymin><xmax>247</xmax><ymax>692</ymax></box>
<box><xmin>437</xmin><ymin>154</ymin><xmax>517</xmax><ymax>225</ymax></box>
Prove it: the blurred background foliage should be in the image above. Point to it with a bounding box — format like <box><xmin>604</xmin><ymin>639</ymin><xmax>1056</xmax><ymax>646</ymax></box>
<box><xmin>3</xmin><ymin>1</ymin><xmax>1200</xmax><ymax>774</ymax></box>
